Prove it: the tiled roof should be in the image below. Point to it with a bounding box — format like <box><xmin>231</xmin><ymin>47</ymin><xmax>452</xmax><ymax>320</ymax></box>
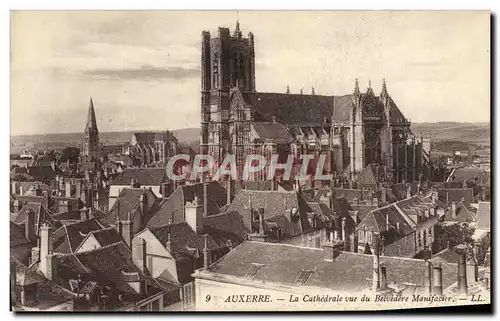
<box><xmin>331</xmin><ymin>188</ymin><xmax>372</xmax><ymax>203</ymax></box>
<box><xmin>203</xmin><ymin>242</ymin><xmax>458</xmax><ymax>292</ymax></box>
<box><xmin>26</xmin><ymin>165</ymin><xmax>62</xmax><ymax>183</ymax></box>
<box><xmin>11</xmin><ymin>202</ymin><xmax>53</xmax><ymax>228</ymax></box>
<box><xmin>103</xmin><ymin>188</ymin><xmax>154</xmax><ymax>225</ymax></box>
<box><xmin>89</xmin><ymin>227</ymin><xmax>123</xmax><ymax>247</ymax></box>
<box><xmin>443</xmin><ymin>200</ymin><xmax>477</xmax><ymax>222</ymax></box>
<box><xmin>78</xmin><ymin>162</ymin><xmax>97</xmax><ymax>173</ymax></box>
<box><xmin>50</xmin><ymin>209</ymin><xmax>106</xmax><ymax>222</ymax></box>
<box><xmin>132</xmin><ymin>131</ymin><xmax>177</xmax><ymax>143</ymax></box>
<box><xmin>10</xmin><ymin>221</ymin><xmax>33</xmax><ymax>247</ymax></box>
<box><xmin>250</xmin><ymin>122</ymin><xmax>293</xmax><ymax>144</ymax></box>
<box><xmin>146</xmin><ymin>181</ymin><xmax>227</xmax><ymax>228</ymax></box>
<box><xmin>476</xmin><ymin>202</ymin><xmax>490</xmax><ymax>230</ymax></box>
<box><xmin>53</xmin><ymin>219</ymin><xmax>106</xmax><ymax>254</ymax></box>
<box><xmin>437</xmin><ymin>188</ymin><xmax>474</xmax><ymax>203</ymax></box>
<box><xmin>109</xmin><ymin>168</ymin><xmax>166</xmax><ymax>186</ymax></box>
<box><xmin>225</xmin><ymin>189</ymin><xmax>309</xmax><ymax>238</ymax></box>
<box><xmin>74</xmin><ymin>242</ymin><xmax>150</xmax><ymax>294</ymax></box>
<box><xmin>203</xmin><ymin>211</ymin><xmax>248</xmax><ymax>240</ymax></box>
<box><xmin>149</xmin><ymin>222</ymin><xmax>241</xmax><ymax>260</ymax></box>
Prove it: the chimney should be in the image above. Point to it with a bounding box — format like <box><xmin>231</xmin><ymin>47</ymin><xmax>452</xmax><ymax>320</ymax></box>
<box><xmin>349</xmin><ymin>233</ymin><xmax>358</xmax><ymax>253</ymax></box>
<box><xmin>25</xmin><ymin>209</ymin><xmax>36</xmax><ymax>242</ymax></box>
<box><xmin>372</xmin><ymin>232</ymin><xmax>381</xmax><ymax>291</ymax></box>
<box><xmin>88</xmin><ymin>207</ymin><xmax>94</xmax><ymax>219</ymax></box>
<box><xmin>133</xmin><ymin>238</ymin><xmax>147</xmax><ymax>273</ymax></box>
<box><xmin>451</xmin><ymin>201</ymin><xmax>457</xmax><ymax>218</ymax></box>
<box><xmin>79</xmin><ymin>208</ymin><xmax>88</xmax><ymax>221</ymax></box>
<box><xmin>353</xmin><ymin>197</ymin><xmax>358</xmax><ymax>205</ymax></box>
<box><xmin>161</xmin><ymin>182</ymin><xmax>170</xmax><ymax>198</ymax></box>
<box><xmin>121</xmin><ymin>211</ymin><xmax>134</xmax><ymax>248</ymax></box>
<box><xmin>259</xmin><ymin>208</ymin><xmax>265</xmax><ymax>235</ymax></box>
<box><xmin>423</xmin><ymin>261</ymin><xmax>432</xmax><ymax>295</ymax></box>
<box><xmin>381</xmin><ymin>188</ymin><xmax>387</xmax><ymax>203</ymax></box>
<box><xmin>270</xmin><ymin>177</ymin><xmax>276</xmax><ymax>191</ymax></box>
<box><xmin>379</xmin><ymin>263</ymin><xmax>387</xmax><ymax>290</ymax></box>
<box><xmin>39</xmin><ymin>224</ymin><xmax>54</xmax><ymax>280</ymax></box>
<box><xmin>396</xmin><ymin>222</ymin><xmax>400</xmax><ymax>232</ymax></box>
<box><xmin>166</xmin><ymin>227</ymin><xmax>172</xmax><ymax>254</ymax></box>
<box><xmin>65</xmin><ymin>182</ymin><xmax>72</xmax><ymax>198</ymax></box>
<box><xmin>432</xmin><ymin>263</ymin><xmax>443</xmax><ymax>296</ymax></box>
<box><xmin>372</xmin><ymin>197</ymin><xmax>379</xmax><ymax>207</ymax></box>
<box><xmin>385</xmin><ymin>213</ymin><xmax>389</xmax><ymax>232</ymax></box>
<box><xmin>203</xmin><ymin>234</ymin><xmax>211</xmax><ymax>270</ymax></box>
<box><xmin>185</xmin><ymin>196</ymin><xmax>203</xmax><ymax>234</ymax></box>
<box><xmin>431</xmin><ymin>191</ymin><xmax>438</xmax><ymax>203</ymax></box>
<box><xmin>115</xmin><ymin>221</ymin><xmax>122</xmax><ymax>236</ymax></box>
<box><xmin>227</xmin><ymin>179</ymin><xmax>233</xmax><ymax>204</ymax></box>
<box><xmin>406</xmin><ymin>186</ymin><xmax>411</xmax><ymax>199</ymax></box>
<box><xmin>13</xmin><ymin>199</ymin><xmax>21</xmax><ymax>213</ymax></box>
<box><xmin>455</xmin><ymin>245</ymin><xmax>468</xmax><ymax>297</ymax></box>
<box><xmin>203</xmin><ymin>182</ymin><xmax>208</xmax><ymax>217</ymax></box>
<box><xmin>130</xmin><ymin>179</ymin><xmax>136</xmax><ymax>188</ymax></box>
<box><xmin>139</xmin><ymin>190</ymin><xmax>148</xmax><ymax>221</ymax></box>
<box><xmin>342</xmin><ymin>217</ymin><xmax>347</xmax><ymax>241</ymax></box>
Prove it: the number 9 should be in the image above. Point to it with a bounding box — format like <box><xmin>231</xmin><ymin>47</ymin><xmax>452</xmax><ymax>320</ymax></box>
<box><xmin>205</xmin><ymin>295</ymin><xmax>211</xmax><ymax>302</ymax></box>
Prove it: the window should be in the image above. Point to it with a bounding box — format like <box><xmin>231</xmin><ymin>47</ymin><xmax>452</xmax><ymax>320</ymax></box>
<box><xmin>295</xmin><ymin>270</ymin><xmax>314</xmax><ymax>285</ymax></box>
<box><xmin>358</xmin><ymin>230</ymin><xmax>364</xmax><ymax>242</ymax></box>
<box><xmin>183</xmin><ymin>282</ymin><xmax>195</xmax><ymax>308</ymax></box>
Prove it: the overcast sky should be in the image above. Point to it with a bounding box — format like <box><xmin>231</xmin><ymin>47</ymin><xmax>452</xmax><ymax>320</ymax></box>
<box><xmin>11</xmin><ymin>11</ymin><xmax>490</xmax><ymax>136</ymax></box>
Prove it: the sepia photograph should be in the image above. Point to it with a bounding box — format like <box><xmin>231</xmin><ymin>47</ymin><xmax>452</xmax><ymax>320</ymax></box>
<box><xmin>9</xmin><ymin>10</ymin><xmax>491</xmax><ymax>312</ymax></box>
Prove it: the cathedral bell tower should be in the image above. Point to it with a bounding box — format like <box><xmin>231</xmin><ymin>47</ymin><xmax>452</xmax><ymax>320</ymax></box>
<box><xmin>82</xmin><ymin>97</ymin><xmax>100</xmax><ymax>162</ymax></box>
<box><xmin>200</xmin><ymin>20</ymin><xmax>256</xmax><ymax>169</ymax></box>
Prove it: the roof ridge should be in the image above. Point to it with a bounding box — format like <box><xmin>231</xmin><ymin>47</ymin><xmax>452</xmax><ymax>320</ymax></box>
<box><xmin>75</xmin><ymin>240</ymin><xmax>124</xmax><ymax>255</ymax></box>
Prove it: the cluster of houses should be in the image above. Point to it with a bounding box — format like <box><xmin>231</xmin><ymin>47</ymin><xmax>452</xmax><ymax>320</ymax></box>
<box><xmin>10</xmin><ymin>149</ymin><xmax>491</xmax><ymax>310</ymax></box>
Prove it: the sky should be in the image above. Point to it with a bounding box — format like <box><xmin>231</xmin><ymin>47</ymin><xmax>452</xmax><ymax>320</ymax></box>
<box><xmin>10</xmin><ymin>11</ymin><xmax>490</xmax><ymax>136</ymax></box>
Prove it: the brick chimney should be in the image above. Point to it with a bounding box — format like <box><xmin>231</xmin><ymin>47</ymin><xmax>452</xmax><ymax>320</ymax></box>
<box><xmin>203</xmin><ymin>182</ymin><xmax>208</xmax><ymax>217</ymax></box>
<box><xmin>451</xmin><ymin>201</ymin><xmax>457</xmax><ymax>219</ymax></box>
<box><xmin>455</xmin><ymin>244</ymin><xmax>468</xmax><ymax>297</ymax></box>
<box><xmin>25</xmin><ymin>209</ymin><xmax>36</xmax><ymax>242</ymax></box>
<box><xmin>349</xmin><ymin>233</ymin><xmax>358</xmax><ymax>253</ymax></box>
<box><xmin>121</xmin><ymin>211</ymin><xmax>134</xmax><ymax>248</ymax></box>
<box><xmin>381</xmin><ymin>188</ymin><xmax>387</xmax><ymax>203</ymax></box>
<box><xmin>185</xmin><ymin>196</ymin><xmax>203</xmax><ymax>234</ymax></box>
<box><xmin>203</xmin><ymin>234</ymin><xmax>211</xmax><ymax>270</ymax></box>
<box><xmin>39</xmin><ymin>224</ymin><xmax>54</xmax><ymax>280</ymax></box>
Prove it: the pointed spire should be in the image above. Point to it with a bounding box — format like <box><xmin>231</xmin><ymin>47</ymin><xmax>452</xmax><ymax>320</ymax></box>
<box><xmin>311</xmin><ymin>86</ymin><xmax>315</xmax><ymax>95</ymax></box>
<box><xmin>300</xmin><ymin>88</ymin><xmax>303</xmax><ymax>95</ymax></box>
<box><xmin>368</xmin><ymin>79</ymin><xmax>372</xmax><ymax>89</ymax></box>
<box><xmin>286</xmin><ymin>85</ymin><xmax>290</xmax><ymax>94</ymax></box>
<box><xmin>353</xmin><ymin>78</ymin><xmax>360</xmax><ymax>96</ymax></box>
<box><xmin>381</xmin><ymin>78</ymin><xmax>388</xmax><ymax>97</ymax></box>
<box><xmin>234</xmin><ymin>11</ymin><xmax>242</xmax><ymax>38</ymax></box>
<box><xmin>85</xmin><ymin>97</ymin><xmax>98</xmax><ymax>132</ymax></box>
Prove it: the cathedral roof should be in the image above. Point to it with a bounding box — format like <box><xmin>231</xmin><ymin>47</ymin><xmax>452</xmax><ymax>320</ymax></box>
<box><xmin>239</xmin><ymin>90</ymin><xmax>408</xmax><ymax>126</ymax></box>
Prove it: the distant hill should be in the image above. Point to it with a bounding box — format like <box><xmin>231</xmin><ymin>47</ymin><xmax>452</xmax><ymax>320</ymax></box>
<box><xmin>410</xmin><ymin>122</ymin><xmax>490</xmax><ymax>147</ymax></box>
<box><xmin>10</xmin><ymin>122</ymin><xmax>490</xmax><ymax>155</ymax></box>
<box><xmin>10</xmin><ymin>128</ymin><xmax>201</xmax><ymax>154</ymax></box>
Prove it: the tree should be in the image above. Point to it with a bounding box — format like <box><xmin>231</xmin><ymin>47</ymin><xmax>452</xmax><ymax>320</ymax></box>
<box><xmin>61</xmin><ymin>147</ymin><xmax>80</xmax><ymax>164</ymax></box>
<box><xmin>433</xmin><ymin>223</ymin><xmax>474</xmax><ymax>251</ymax></box>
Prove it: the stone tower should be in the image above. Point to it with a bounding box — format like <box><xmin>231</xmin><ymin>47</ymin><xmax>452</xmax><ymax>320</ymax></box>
<box><xmin>82</xmin><ymin>97</ymin><xmax>100</xmax><ymax>162</ymax></box>
<box><xmin>200</xmin><ymin>20</ymin><xmax>256</xmax><ymax>167</ymax></box>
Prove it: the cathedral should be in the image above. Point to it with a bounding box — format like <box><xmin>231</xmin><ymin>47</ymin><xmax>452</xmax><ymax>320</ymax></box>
<box><xmin>199</xmin><ymin>22</ymin><xmax>431</xmax><ymax>184</ymax></box>
<box><xmin>81</xmin><ymin>97</ymin><xmax>100</xmax><ymax>162</ymax></box>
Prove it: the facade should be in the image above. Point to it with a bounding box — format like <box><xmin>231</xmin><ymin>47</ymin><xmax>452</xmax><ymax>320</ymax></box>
<box><xmin>81</xmin><ymin>98</ymin><xmax>100</xmax><ymax>162</ymax></box>
<box><xmin>123</xmin><ymin>131</ymin><xmax>180</xmax><ymax>167</ymax></box>
<box><xmin>199</xmin><ymin>22</ymin><xmax>431</xmax><ymax>183</ymax></box>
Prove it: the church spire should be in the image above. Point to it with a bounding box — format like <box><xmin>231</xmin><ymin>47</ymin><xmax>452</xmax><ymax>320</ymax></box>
<box><xmin>353</xmin><ymin>78</ymin><xmax>360</xmax><ymax>96</ymax></box>
<box><xmin>286</xmin><ymin>85</ymin><xmax>290</xmax><ymax>94</ymax></box>
<box><xmin>85</xmin><ymin>97</ymin><xmax>98</xmax><ymax>132</ymax></box>
<box><xmin>234</xmin><ymin>11</ymin><xmax>242</xmax><ymax>39</ymax></box>
<box><xmin>311</xmin><ymin>86</ymin><xmax>315</xmax><ymax>95</ymax></box>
